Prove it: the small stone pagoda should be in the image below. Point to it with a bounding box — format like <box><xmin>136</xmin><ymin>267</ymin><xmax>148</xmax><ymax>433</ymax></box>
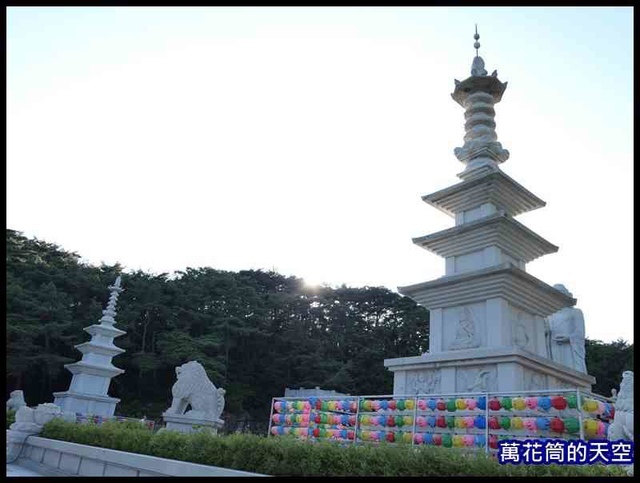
<box><xmin>53</xmin><ymin>277</ymin><xmax>126</xmax><ymax>417</ymax></box>
<box><xmin>384</xmin><ymin>29</ymin><xmax>595</xmax><ymax>395</ymax></box>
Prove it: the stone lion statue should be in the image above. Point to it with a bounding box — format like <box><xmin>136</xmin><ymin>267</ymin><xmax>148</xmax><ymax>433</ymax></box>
<box><xmin>608</xmin><ymin>371</ymin><xmax>634</xmax><ymax>476</ymax></box>
<box><xmin>6</xmin><ymin>390</ymin><xmax>27</xmax><ymax>411</ymax></box>
<box><xmin>164</xmin><ymin>361</ymin><xmax>225</xmax><ymax>421</ymax></box>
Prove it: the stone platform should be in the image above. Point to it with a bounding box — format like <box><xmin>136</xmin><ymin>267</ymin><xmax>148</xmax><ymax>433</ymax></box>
<box><xmin>385</xmin><ymin>346</ymin><xmax>595</xmax><ymax>395</ymax></box>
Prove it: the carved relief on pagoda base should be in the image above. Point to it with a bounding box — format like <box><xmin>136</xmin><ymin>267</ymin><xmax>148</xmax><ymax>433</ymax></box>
<box><xmin>444</xmin><ymin>302</ymin><xmax>486</xmax><ymax>351</ymax></box>
<box><xmin>522</xmin><ymin>368</ymin><xmax>548</xmax><ymax>391</ymax></box>
<box><xmin>405</xmin><ymin>369</ymin><xmax>442</xmax><ymax>395</ymax></box>
<box><xmin>456</xmin><ymin>365</ymin><xmax>498</xmax><ymax>393</ymax></box>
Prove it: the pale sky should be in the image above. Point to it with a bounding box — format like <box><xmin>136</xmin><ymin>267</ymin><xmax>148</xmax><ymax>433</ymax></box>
<box><xmin>7</xmin><ymin>7</ymin><xmax>633</xmax><ymax>343</ymax></box>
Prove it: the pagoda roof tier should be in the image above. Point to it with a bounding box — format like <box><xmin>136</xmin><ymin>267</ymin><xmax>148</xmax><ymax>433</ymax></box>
<box><xmin>64</xmin><ymin>361</ymin><xmax>124</xmax><ymax>378</ymax></box>
<box><xmin>422</xmin><ymin>168</ymin><xmax>545</xmax><ymax>218</ymax></box>
<box><xmin>398</xmin><ymin>263</ymin><xmax>575</xmax><ymax>316</ymax></box>
<box><xmin>75</xmin><ymin>341</ymin><xmax>126</xmax><ymax>357</ymax></box>
<box><xmin>412</xmin><ymin>211</ymin><xmax>558</xmax><ymax>263</ymax></box>
<box><xmin>84</xmin><ymin>324</ymin><xmax>126</xmax><ymax>339</ymax></box>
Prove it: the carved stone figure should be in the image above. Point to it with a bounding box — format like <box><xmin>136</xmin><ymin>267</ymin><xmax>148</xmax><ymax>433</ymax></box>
<box><xmin>406</xmin><ymin>370</ymin><xmax>441</xmax><ymax>394</ymax></box>
<box><xmin>7</xmin><ymin>403</ymin><xmax>74</xmax><ymax>460</ymax></box>
<box><xmin>524</xmin><ymin>371</ymin><xmax>546</xmax><ymax>391</ymax></box>
<box><xmin>608</xmin><ymin>371</ymin><xmax>634</xmax><ymax>476</ymax></box>
<box><xmin>467</xmin><ymin>369</ymin><xmax>491</xmax><ymax>392</ymax></box>
<box><xmin>449</xmin><ymin>306</ymin><xmax>480</xmax><ymax>350</ymax></box>
<box><xmin>6</xmin><ymin>390</ymin><xmax>26</xmax><ymax>411</ymax></box>
<box><xmin>512</xmin><ymin>311</ymin><xmax>531</xmax><ymax>350</ymax></box>
<box><xmin>458</xmin><ymin>366</ymin><xmax>497</xmax><ymax>393</ymax></box>
<box><xmin>547</xmin><ymin>284</ymin><xmax>587</xmax><ymax>373</ymax></box>
<box><xmin>165</xmin><ymin>361</ymin><xmax>225</xmax><ymax>421</ymax></box>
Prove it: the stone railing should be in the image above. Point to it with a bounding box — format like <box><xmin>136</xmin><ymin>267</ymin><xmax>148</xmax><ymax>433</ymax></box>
<box><xmin>7</xmin><ymin>432</ymin><xmax>266</xmax><ymax>477</ymax></box>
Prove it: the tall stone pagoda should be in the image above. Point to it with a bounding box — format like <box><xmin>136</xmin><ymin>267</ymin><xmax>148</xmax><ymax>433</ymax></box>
<box><xmin>53</xmin><ymin>277</ymin><xmax>126</xmax><ymax>417</ymax></box>
<box><xmin>384</xmin><ymin>29</ymin><xmax>595</xmax><ymax>395</ymax></box>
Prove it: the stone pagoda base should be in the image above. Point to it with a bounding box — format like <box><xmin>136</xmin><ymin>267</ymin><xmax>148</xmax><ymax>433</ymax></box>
<box><xmin>53</xmin><ymin>391</ymin><xmax>120</xmax><ymax>418</ymax></box>
<box><xmin>161</xmin><ymin>413</ymin><xmax>224</xmax><ymax>435</ymax></box>
<box><xmin>384</xmin><ymin>347</ymin><xmax>595</xmax><ymax>395</ymax></box>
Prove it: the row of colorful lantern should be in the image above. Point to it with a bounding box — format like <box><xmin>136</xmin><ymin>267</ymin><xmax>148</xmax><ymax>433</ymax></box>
<box><xmin>269</xmin><ymin>424</ymin><xmax>595</xmax><ymax>448</ymax></box>
<box><xmin>75</xmin><ymin>413</ymin><xmax>155</xmax><ymax>430</ymax></box>
<box><xmin>359</xmin><ymin>415</ymin><xmax>608</xmax><ymax>437</ymax></box>
<box><xmin>273</xmin><ymin>395</ymin><xmax>614</xmax><ymax>418</ymax></box>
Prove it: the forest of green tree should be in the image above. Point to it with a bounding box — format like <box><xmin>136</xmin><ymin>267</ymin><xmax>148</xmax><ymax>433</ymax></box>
<box><xmin>6</xmin><ymin>229</ymin><xmax>634</xmax><ymax>431</ymax></box>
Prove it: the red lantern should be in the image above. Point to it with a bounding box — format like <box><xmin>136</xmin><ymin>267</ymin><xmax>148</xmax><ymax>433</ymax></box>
<box><xmin>386</xmin><ymin>432</ymin><xmax>395</xmax><ymax>443</ymax></box>
<box><xmin>314</xmin><ymin>415</ymin><xmax>321</xmax><ymax>424</ymax></box>
<box><xmin>436</xmin><ymin>399</ymin><xmax>446</xmax><ymax>411</ymax></box>
<box><xmin>436</xmin><ymin>415</ymin><xmax>447</xmax><ymax>428</ymax></box>
<box><xmin>315</xmin><ymin>400</ymin><xmax>322</xmax><ymax>410</ymax></box>
<box><xmin>550</xmin><ymin>417</ymin><xmax>565</xmax><ymax>433</ymax></box>
<box><xmin>347</xmin><ymin>430</ymin><xmax>355</xmax><ymax>440</ymax></box>
<box><xmin>489</xmin><ymin>435</ymin><xmax>498</xmax><ymax>449</ymax></box>
<box><xmin>312</xmin><ymin>428</ymin><xmax>320</xmax><ymax>437</ymax></box>
<box><xmin>551</xmin><ymin>396</ymin><xmax>567</xmax><ymax>410</ymax></box>
<box><xmin>433</xmin><ymin>434</ymin><xmax>442</xmax><ymax>446</ymax></box>
<box><xmin>489</xmin><ymin>399</ymin><xmax>502</xmax><ymax>411</ymax></box>
<box><xmin>609</xmin><ymin>407</ymin><xmax>615</xmax><ymax>419</ymax></box>
<box><xmin>488</xmin><ymin>416</ymin><xmax>501</xmax><ymax>430</ymax></box>
<box><xmin>388</xmin><ymin>400</ymin><xmax>397</xmax><ymax>410</ymax></box>
<box><xmin>386</xmin><ymin>416</ymin><xmax>396</xmax><ymax>427</ymax></box>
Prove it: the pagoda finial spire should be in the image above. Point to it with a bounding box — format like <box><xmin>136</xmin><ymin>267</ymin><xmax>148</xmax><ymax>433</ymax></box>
<box><xmin>474</xmin><ymin>24</ymin><xmax>480</xmax><ymax>57</ymax></box>
<box><xmin>451</xmin><ymin>28</ymin><xmax>509</xmax><ymax>178</ymax></box>
<box><xmin>101</xmin><ymin>276</ymin><xmax>124</xmax><ymax>326</ymax></box>
<box><xmin>470</xmin><ymin>25</ymin><xmax>487</xmax><ymax>77</ymax></box>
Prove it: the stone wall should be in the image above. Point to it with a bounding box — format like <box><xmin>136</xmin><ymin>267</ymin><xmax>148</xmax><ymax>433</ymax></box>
<box><xmin>9</xmin><ymin>432</ymin><xmax>267</xmax><ymax>477</ymax></box>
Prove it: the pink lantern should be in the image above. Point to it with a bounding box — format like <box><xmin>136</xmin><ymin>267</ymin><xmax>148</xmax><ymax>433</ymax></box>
<box><xmin>414</xmin><ymin>433</ymin><xmax>424</xmax><ymax>444</ymax></box>
<box><xmin>463</xmin><ymin>435</ymin><xmax>475</xmax><ymax>446</ymax></box>
<box><xmin>418</xmin><ymin>399</ymin><xmax>427</xmax><ymax>410</ymax></box>
<box><xmin>372</xmin><ymin>400</ymin><xmax>381</xmax><ymax>411</ymax></box>
<box><xmin>526</xmin><ymin>397</ymin><xmax>538</xmax><ymax>410</ymax></box>
<box><xmin>274</xmin><ymin>401</ymin><xmax>282</xmax><ymax>412</ymax></box>
<box><xmin>464</xmin><ymin>416</ymin><xmax>475</xmax><ymax>428</ymax></box>
<box><xmin>270</xmin><ymin>426</ymin><xmax>279</xmax><ymax>435</ymax></box>
<box><xmin>417</xmin><ymin>416</ymin><xmax>427</xmax><ymax>427</ymax></box>
<box><xmin>467</xmin><ymin>399</ymin><xmax>477</xmax><ymax>410</ymax></box>
<box><xmin>523</xmin><ymin>417</ymin><xmax>537</xmax><ymax>431</ymax></box>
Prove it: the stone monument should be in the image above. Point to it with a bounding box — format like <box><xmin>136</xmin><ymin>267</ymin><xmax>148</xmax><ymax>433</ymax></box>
<box><xmin>384</xmin><ymin>29</ymin><xmax>595</xmax><ymax>394</ymax></box>
<box><xmin>6</xmin><ymin>390</ymin><xmax>27</xmax><ymax>411</ymax></box>
<box><xmin>547</xmin><ymin>284</ymin><xmax>587</xmax><ymax>373</ymax></box>
<box><xmin>7</xmin><ymin>403</ymin><xmax>75</xmax><ymax>460</ymax></box>
<box><xmin>608</xmin><ymin>371</ymin><xmax>634</xmax><ymax>476</ymax></box>
<box><xmin>53</xmin><ymin>277</ymin><xmax>127</xmax><ymax>417</ymax></box>
<box><xmin>162</xmin><ymin>361</ymin><xmax>226</xmax><ymax>434</ymax></box>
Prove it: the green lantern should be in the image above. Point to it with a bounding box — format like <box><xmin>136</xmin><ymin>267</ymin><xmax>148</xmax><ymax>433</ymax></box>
<box><xmin>446</xmin><ymin>399</ymin><xmax>457</xmax><ymax>412</ymax></box>
<box><xmin>395</xmin><ymin>416</ymin><xmax>404</xmax><ymax>427</ymax></box>
<box><xmin>564</xmin><ymin>417</ymin><xmax>580</xmax><ymax>434</ymax></box>
<box><xmin>446</xmin><ymin>416</ymin><xmax>455</xmax><ymax>428</ymax></box>
<box><xmin>500</xmin><ymin>416</ymin><xmax>511</xmax><ymax>430</ymax></box>
<box><xmin>566</xmin><ymin>394</ymin><xmax>578</xmax><ymax>409</ymax></box>
<box><xmin>501</xmin><ymin>397</ymin><xmax>513</xmax><ymax>411</ymax></box>
<box><xmin>397</xmin><ymin>399</ymin><xmax>406</xmax><ymax>411</ymax></box>
<box><xmin>441</xmin><ymin>434</ymin><xmax>453</xmax><ymax>447</ymax></box>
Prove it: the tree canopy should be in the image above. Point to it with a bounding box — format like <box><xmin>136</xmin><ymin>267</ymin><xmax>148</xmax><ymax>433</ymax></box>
<box><xmin>5</xmin><ymin>229</ymin><xmax>633</xmax><ymax>428</ymax></box>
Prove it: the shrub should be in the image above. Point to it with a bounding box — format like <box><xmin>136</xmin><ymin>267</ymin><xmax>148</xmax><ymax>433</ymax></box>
<box><xmin>40</xmin><ymin>419</ymin><xmax>627</xmax><ymax>477</ymax></box>
<box><xmin>7</xmin><ymin>409</ymin><xmax>16</xmax><ymax>429</ymax></box>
